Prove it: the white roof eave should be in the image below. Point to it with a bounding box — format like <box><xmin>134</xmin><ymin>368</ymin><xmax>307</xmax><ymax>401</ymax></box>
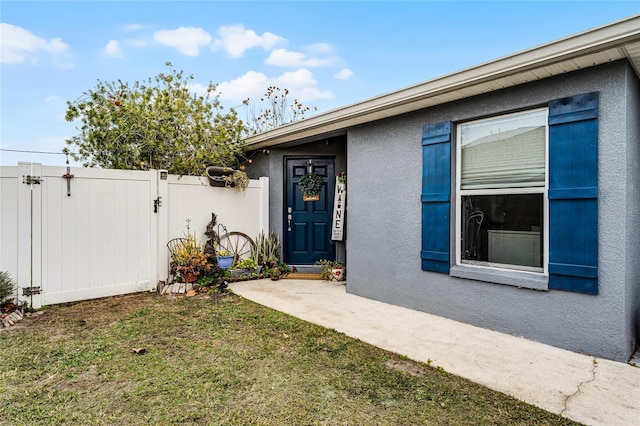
<box><xmin>245</xmin><ymin>14</ymin><xmax>640</xmax><ymax>150</ymax></box>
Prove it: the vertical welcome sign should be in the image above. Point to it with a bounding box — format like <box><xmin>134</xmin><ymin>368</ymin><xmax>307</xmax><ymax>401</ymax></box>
<box><xmin>331</xmin><ymin>181</ymin><xmax>346</xmax><ymax>241</ymax></box>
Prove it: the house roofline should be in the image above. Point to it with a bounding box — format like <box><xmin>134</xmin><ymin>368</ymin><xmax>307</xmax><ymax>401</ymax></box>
<box><xmin>244</xmin><ymin>14</ymin><xmax>640</xmax><ymax>150</ymax></box>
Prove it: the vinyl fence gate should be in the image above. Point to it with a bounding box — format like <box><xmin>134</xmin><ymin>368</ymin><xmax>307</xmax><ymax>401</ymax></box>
<box><xmin>0</xmin><ymin>163</ymin><xmax>269</xmax><ymax>309</ymax></box>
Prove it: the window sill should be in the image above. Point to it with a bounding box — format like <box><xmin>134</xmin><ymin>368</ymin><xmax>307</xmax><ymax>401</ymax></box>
<box><xmin>450</xmin><ymin>264</ymin><xmax>549</xmax><ymax>291</ymax></box>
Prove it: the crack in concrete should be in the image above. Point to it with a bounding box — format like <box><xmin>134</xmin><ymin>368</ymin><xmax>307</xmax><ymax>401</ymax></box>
<box><xmin>560</xmin><ymin>358</ymin><xmax>598</xmax><ymax>416</ymax></box>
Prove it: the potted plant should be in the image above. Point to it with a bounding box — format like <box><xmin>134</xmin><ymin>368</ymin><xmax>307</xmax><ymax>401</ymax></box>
<box><xmin>217</xmin><ymin>249</ymin><xmax>234</xmax><ymax>269</ymax></box>
<box><xmin>170</xmin><ymin>235</ymin><xmax>211</xmax><ymax>283</ymax></box>
<box><xmin>205</xmin><ymin>166</ymin><xmax>250</xmax><ymax>192</ymax></box>
<box><xmin>233</xmin><ymin>257</ymin><xmax>259</xmax><ymax>273</ymax></box>
<box><xmin>225</xmin><ymin>170</ymin><xmax>250</xmax><ymax>192</ymax></box>
<box><xmin>277</xmin><ymin>260</ymin><xmax>291</xmax><ymax>279</ymax></box>
<box><xmin>315</xmin><ymin>259</ymin><xmax>346</xmax><ymax>281</ymax></box>
<box><xmin>263</xmin><ymin>257</ymin><xmax>279</xmax><ymax>280</ymax></box>
<box><xmin>262</xmin><ymin>257</ymin><xmax>290</xmax><ymax>280</ymax></box>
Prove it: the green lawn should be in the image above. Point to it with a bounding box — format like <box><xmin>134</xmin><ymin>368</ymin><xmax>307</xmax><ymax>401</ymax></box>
<box><xmin>0</xmin><ymin>291</ymin><xmax>579</xmax><ymax>425</ymax></box>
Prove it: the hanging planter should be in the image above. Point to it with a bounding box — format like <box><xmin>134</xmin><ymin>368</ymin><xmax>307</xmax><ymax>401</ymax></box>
<box><xmin>206</xmin><ymin>166</ymin><xmax>234</xmax><ymax>187</ymax></box>
<box><xmin>205</xmin><ymin>167</ymin><xmax>249</xmax><ymax>192</ymax></box>
<box><xmin>298</xmin><ymin>172</ymin><xmax>323</xmax><ymax>201</ymax></box>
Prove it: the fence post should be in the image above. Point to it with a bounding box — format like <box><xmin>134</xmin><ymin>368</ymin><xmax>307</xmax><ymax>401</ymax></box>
<box><xmin>156</xmin><ymin>170</ymin><xmax>169</xmax><ymax>284</ymax></box>
<box><xmin>259</xmin><ymin>177</ymin><xmax>270</xmax><ymax>235</ymax></box>
<box><xmin>17</xmin><ymin>162</ymin><xmax>43</xmax><ymax>309</ymax></box>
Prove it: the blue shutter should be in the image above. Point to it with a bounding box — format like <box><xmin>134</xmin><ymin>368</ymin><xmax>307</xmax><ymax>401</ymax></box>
<box><xmin>548</xmin><ymin>92</ymin><xmax>598</xmax><ymax>294</ymax></box>
<box><xmin>421</xmin><ymin>121</ymin><xmax>451</xmax><ymax>273</ymax></box>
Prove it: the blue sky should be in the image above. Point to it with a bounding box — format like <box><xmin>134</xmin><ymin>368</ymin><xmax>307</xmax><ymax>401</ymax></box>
<box><xmin>1</xmin><ymin>1</ymin><xmax>639</xmax><ymax>167</ymax></box>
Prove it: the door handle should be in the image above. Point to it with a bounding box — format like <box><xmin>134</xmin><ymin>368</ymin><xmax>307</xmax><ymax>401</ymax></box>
<box><xmin>287</xmin><ymin>207</ymin><xmax>292</xmax><ymax>231</ymax></box>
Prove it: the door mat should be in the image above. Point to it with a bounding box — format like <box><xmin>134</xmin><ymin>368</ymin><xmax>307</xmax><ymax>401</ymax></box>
<box><xmin>283</xmin><ymin>273</ymin><xmax>324</xmax><ymax>280</ymax></box>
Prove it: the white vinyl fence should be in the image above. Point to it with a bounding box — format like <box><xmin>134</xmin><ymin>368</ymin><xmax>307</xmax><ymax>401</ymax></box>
<box><xmin>0</xmin><ymin>163</ymin><xmax>268</xmax><ymax>308</ymax></box>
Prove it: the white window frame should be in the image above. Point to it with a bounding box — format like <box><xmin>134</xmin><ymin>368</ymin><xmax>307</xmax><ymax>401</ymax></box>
<box><xmin>454</xmin><ymin>108</ymin><xmax>549</xmax><ymax>278</ymax></box>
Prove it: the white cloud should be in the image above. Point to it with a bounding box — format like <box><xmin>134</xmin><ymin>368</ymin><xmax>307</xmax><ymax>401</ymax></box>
<box><xmin>217</xmin><ymin>68</ymin><xmax>332</xmax><ymax>105</ymax></box>
<box><xmin>0</xmin><ymin>23</ymin><xmax>70</xmax><ymax>65</ymax></box>
<box><xmin>212</xmin><ymin>24</ymin><xmax>284</xmax><ymax>58</ymax></box>
<box><xmin>153</xmin><ymin>27</ymin><xmax>212</xmax><ymax>56</ymax></box>
<box><xmin>335</xmin><ymin>68</ymin><xmax>354</xmax><ymax>80</ymax></box>
<box><xmin>264</xmin><ymin>49</ymin><xmax>306</xmax><ymax>67</ymax></box>
<box><xmin>44</xmin><ymin>95</ymin><xmax>60</xmax><ymax>102</ymax></box>
<box><xmin>217</xmin><ymin>71</ymin><xmax>270</xmax><ymax>101</ymax></box>
<box><xmin>273</xmin><ymin>69</ymin><xmax>332</xmax><ymax>97</ymax></box>
<box><xmin>264</xmin><ymin>40</ymin><xmax>339</xmax><ymax>68</ymax></box>
<box><xmin>104</xmin><ymin>40</ymin><xmax>123</xmax><ymax>58</ymax></box>
<box><xmin>265</xmin><ymin>48</ymin><xmax>337</xmax><ymax>67</ymax></box>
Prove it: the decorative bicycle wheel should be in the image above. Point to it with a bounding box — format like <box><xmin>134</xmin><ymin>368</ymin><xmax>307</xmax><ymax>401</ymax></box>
<box><xmin>217</xmin><ymin>232</ymin><xmax>256</xmax><ymax>265</ymax></box>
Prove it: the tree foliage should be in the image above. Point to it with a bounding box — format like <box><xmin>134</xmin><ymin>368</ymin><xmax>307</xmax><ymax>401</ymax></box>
<box><xmin>245</xmin><ymin>86</ymin><xmax>317</xmax><ymax>134</ymax></box>
<box><xmin>0</xmin><ymin>271</ymin><xmax>16</xmax><ymax>303</ymax></box>
<box><xmin>65</xmin><ymin>63</ymin><xmax>246</xmax><ymax>175</ymax></box>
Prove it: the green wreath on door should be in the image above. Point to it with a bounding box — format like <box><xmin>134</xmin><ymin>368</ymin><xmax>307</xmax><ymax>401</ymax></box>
<box><xmin>298</xmin><ymin>173</ymin><xmax>323</xmax><ymax>197</ymax></box>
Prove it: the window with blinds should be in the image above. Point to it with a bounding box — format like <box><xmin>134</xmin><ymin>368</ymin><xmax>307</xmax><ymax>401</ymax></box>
<box><xmin>457</xmin><ymin>109</ymin><xmax>548</xmax><ymax>273</ymax></box>
<box><xmin>460</xmin><ymin>109</ymin><xmax>546</xmax><ymax>189</ymax></box>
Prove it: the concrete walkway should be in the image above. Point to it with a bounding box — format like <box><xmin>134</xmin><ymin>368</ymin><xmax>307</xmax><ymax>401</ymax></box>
<box><xmin>229</xmin><ymin>279</ymin><xmax>640</xmax><ymax>426</ymax></box>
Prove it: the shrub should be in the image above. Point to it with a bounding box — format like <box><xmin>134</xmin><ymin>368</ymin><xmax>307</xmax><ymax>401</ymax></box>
<box><xmin>0</xmin><ymin>271</ymin><xmax>16</xmax><ymax>303</ymax></box>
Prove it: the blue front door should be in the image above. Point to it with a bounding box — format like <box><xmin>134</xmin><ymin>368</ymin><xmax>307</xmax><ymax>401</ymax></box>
<box><xmin>284</xmin><ymin>157</ymin><xmax>335</xmax><ymax>265</ymax></box>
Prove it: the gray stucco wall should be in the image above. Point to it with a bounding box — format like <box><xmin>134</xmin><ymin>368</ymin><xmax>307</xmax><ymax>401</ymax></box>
<box><xmin>247</xmin><ymin>137</ymin><xmax>347</xmax><ymax>263</ymax></box>
<box><xmin>346</xmin><ymin>61</ymin><xmax>638</xmax><ymax>361</ymax></box>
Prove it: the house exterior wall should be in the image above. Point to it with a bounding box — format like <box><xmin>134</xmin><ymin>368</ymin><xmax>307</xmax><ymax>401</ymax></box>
<box><xmin>247</xmin><ymin>137</ymin><xmax>347</xmax><ymax>263</ymax></box>
<box><xmin>346</xmin><ymin>60</ymin><xmax>639</xmax><ymax>361</ymax></box>
<box><xmin>624</xmin><ymin>64</ymin><xmax>640</xmax><ymax>359</ymax></box>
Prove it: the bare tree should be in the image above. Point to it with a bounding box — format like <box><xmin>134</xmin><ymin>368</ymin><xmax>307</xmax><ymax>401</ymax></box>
<box><xmin>244</xmin><ymin>86</ymin><xmax>317</xmax><ymax>134</ymax></box>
